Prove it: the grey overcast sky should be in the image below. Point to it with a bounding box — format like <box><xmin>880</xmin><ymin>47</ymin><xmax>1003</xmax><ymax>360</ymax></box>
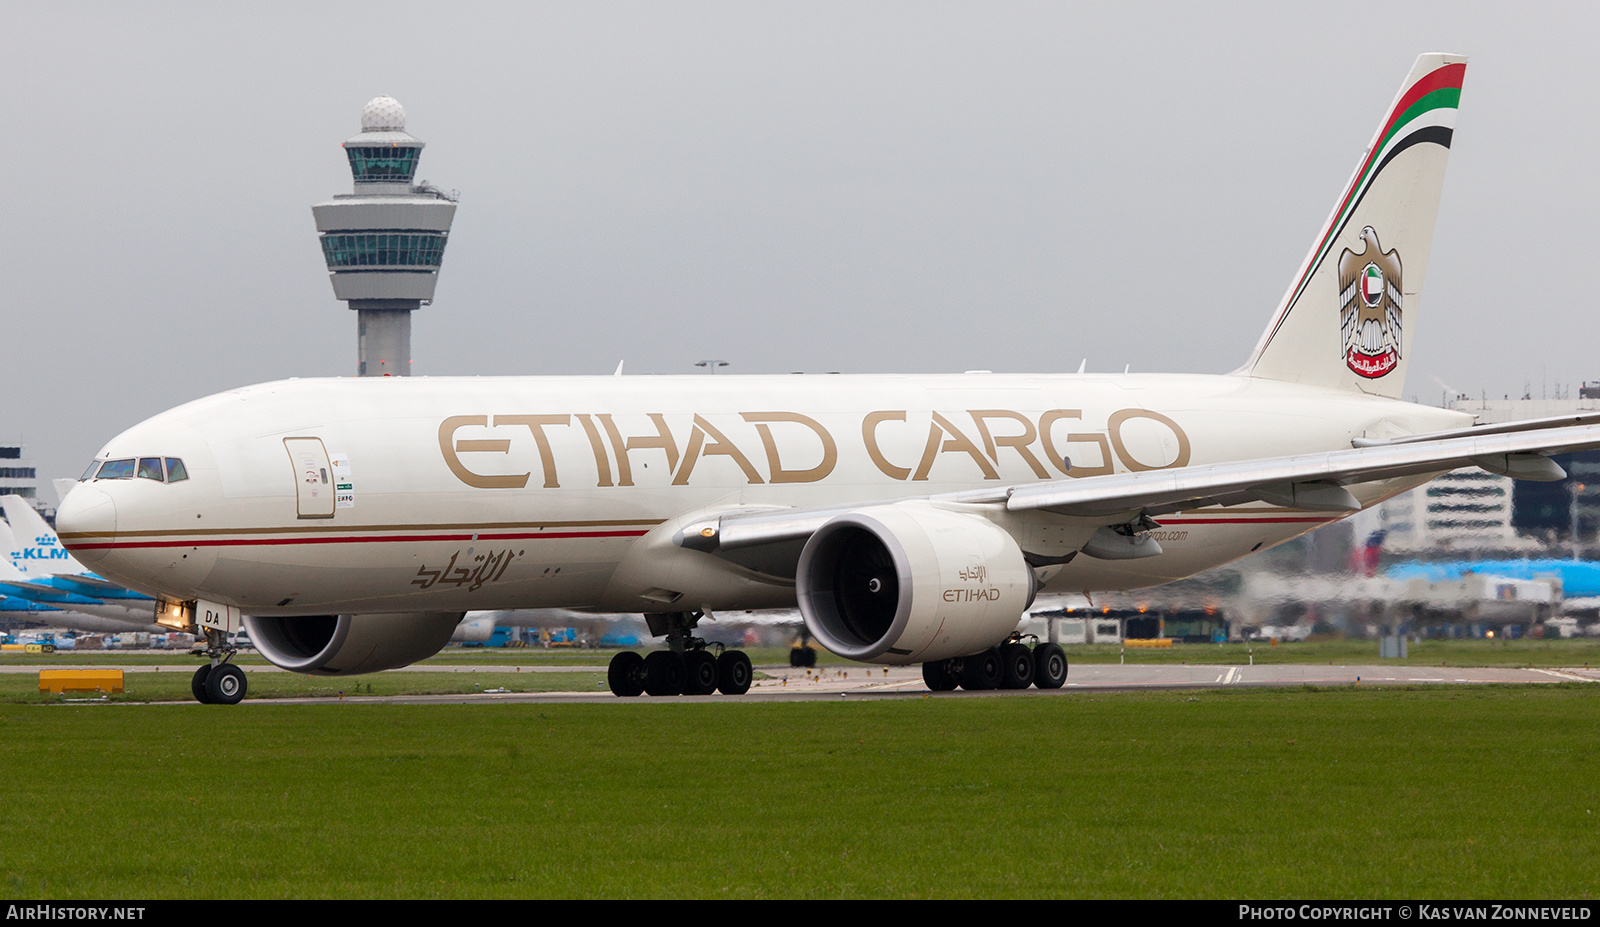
<box><xmin>4</xmin><ymin>2</ymin><xmax>1598</xmax><ymax>487</ymax></box>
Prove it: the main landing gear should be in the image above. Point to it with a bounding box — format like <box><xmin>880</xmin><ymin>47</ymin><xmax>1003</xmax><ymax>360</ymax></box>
<box><xmin>607</xmin><ymin>610</ymin><xmax>754</xmax><ymax>697</ymax></box>
<box><xmin>607</xmin><ymin>647</ymin><xmax>752</xmax><ymax>697</ymax></box>
<box><xmin>191</xmin><ymin>628</ymin><xmax>248</xmax><ymax>705</ymax></box>
<box><xmin>921</xmin><ymin>640</ymin><xmax>1067</xmax><ymax>693</ymax></box>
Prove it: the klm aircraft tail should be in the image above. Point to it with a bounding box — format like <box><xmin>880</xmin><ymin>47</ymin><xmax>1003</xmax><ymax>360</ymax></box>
<box><xmin>1</xmin><ymin>495</ymin><xmax>88</xmax><ymax>576</ymax></box>
<box><xmin>1240</xmin><ymin>53</ymin><xmax>1466</xmax><ymax>399</ymax></box>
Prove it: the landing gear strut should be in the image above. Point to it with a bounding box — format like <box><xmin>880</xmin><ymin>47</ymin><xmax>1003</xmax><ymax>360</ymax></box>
<box><xmin>789</xmin><ymin>629</ymin><xmax>818</xmax><ymax>668</ymax></box>
<box><xmin>191</xmin><ymin>628</ymin><xmax>247</xmax><ymax>705</ymax></box>
<box><xmin>606</xmin><ymin>610</ymin><xmax>755</xmax><ymax>697</ymax></box>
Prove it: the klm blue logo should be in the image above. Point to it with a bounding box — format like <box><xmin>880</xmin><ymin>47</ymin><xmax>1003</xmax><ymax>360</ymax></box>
<box><xmin>12</xmin><ymin>536</ymin><xmax>71</xmax><ymax>562</ymax></box>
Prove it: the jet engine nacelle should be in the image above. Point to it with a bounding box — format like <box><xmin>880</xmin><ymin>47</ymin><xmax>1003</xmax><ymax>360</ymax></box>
<box><xmin>795</xmin><ymin>502</ymin><xmax>1033</xmax><ymax>665</ymax></box>
<box><xmin>243</xmin><ymin>611</ymin><xmax>465</xmax><ymax>676</ymax></box>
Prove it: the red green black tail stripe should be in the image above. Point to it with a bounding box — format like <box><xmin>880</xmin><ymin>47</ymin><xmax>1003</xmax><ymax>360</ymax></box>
<box><xmin>1270</xmin><ymin>62</ymin><xmax>1465</xmax><ymax>333</ymax></box>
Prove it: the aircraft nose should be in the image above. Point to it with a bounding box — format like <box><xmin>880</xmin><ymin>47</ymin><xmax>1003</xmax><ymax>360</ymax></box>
<box><xmin>56</xmin><ymin>485</ymin><xmax>117</xmax><ymax>564</ymax></box>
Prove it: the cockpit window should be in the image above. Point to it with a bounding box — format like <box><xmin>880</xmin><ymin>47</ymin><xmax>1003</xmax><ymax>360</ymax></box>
<box><xmin>95</xmin><ymin>459</ymin><xmax>136</xmax><ymax>480</ymax></box>
<box><xmin>91</xmin><ymin>456</ymin><xmax>189</xmax><ymax>482</ymax></box>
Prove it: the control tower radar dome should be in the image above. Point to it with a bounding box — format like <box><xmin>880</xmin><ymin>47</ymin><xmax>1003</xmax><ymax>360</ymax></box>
<box><xmin>361</xmin><ymin>95</ymin><xmax>406</xmax><ymax>132</ymax></box>
<box><xmin>312</xmin><ymin>95</ymin><xmax>458</xmax><ymax>376</ymax></box>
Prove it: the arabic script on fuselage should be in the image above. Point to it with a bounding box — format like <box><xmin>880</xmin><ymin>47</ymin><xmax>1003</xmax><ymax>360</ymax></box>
<box><xmin>411</xmin><ymin>548</ymin><xmax>517</xmax><ymax>591</ymax></box>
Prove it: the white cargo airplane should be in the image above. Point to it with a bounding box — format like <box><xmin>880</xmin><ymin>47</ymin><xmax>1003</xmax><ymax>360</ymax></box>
<box><xmin>52</xmin><ymin>54</ymin><xmax>1600</xmax><ymax>704</ymax></box>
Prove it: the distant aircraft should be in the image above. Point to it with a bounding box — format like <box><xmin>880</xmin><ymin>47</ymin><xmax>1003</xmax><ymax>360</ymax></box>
<box><xmin>2</xmin><ymin>496</ymin><xmax>86</xmax><ymax>573</ymax></box>
<box><xmin>0</xmin><ymin>497</ymin><xmax>158</xmax><ymax>630</ymax></box>
<box><xmin>56</xmin><ymin>54</ymin><xmax>1600</xmax><ymax>705</ymax></box>
<box><xmin>1388</xmin><ymin>559</ymin><xmax>1600</xmax><ymax>599</ymax></box>
<box><xmin>0</xmin><ymin>591</ymin><xmax>72</xmax><ymax>627</ymax></box>
<box><xmin>0</xmin><ymin>531</ymin><xmax>161</xmax><ymax>632</ymax></box>
<box><xmin>0</xmin><ymin>589</ymin><xmax>162</xmax><ymax>634</ymax></box>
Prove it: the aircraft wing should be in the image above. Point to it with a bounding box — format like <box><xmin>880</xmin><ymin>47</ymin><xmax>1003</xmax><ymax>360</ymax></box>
<box><xmin>0</xmin><ymin>579</ymin><xmax>105</xmax><ymax>606</ymax></box>
<box><xmin>0</xmin><ymin>577</ymin><xmax>76</xmax><ymax>597</ymax></box>
<box><xmin>1002</xmin><ymin>419</ymin><xmax>1596</xmax><ymax>518</ymax></box>
<box><xmin>1346</xmin><ymin>412</ymin><xmax>1600</xmax><ymax>446</ymax></box>
<box><xmin>679</xmin><ymin>419</ymin><xmax>1600</xmax><ymax>555</ymax></box>
<box><xmin>43</xmin><ymin>573</ymin><xmax>126</xmax><ymax>594</ymax></box>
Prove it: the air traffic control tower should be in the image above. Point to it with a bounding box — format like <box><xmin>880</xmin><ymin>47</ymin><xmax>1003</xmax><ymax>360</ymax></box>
<box><xmin>313</xmin><ymin>96</ymin><xmax>458</xmax><ymax>376</ymax></box>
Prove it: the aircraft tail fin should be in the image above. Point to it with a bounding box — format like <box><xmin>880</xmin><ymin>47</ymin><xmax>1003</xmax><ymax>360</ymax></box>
<box><xmin>1239</xmin><ymin>53</ymin><xmax>1466</xmax><ymax>399</ymax></box>
<box><xmin>0</xmin><ymin>523</ymin><xmax>28</xmax><ymax>581</ymax></box>
<box><xmin>1</xmin><ymin>495</ymin><xmax>89</xmax><ymax>577</ymax></box>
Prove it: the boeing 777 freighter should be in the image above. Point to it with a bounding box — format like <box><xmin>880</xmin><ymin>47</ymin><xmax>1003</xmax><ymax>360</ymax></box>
<box><xmin>55</xmin><ymin>54</ymin><xmax>1600</xmax><ymax>704</ymax></box>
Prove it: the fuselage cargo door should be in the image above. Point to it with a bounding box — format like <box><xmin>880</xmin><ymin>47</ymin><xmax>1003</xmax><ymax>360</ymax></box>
<box><xmin>284</xmin><ymin>437</ymin><xmax>336</xmax><ymax>519</ymax></box>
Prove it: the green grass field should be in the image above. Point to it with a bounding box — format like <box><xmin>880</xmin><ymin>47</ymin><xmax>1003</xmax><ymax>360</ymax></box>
<box><xmin>1</xmin><ymin>685</ymin><xmax>1596</xmax><ymax>899</ymax></box>
<box><xmin>1</xmin><ymin>668</ymin><xmax>609</xmax><ymax>704</ymax></box>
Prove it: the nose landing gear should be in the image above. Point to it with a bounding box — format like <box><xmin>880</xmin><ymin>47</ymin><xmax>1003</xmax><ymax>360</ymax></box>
<box><xmin>190</xmin><ymin>628</ymin><xmax>247</xmax><ymax>705</ymax></box>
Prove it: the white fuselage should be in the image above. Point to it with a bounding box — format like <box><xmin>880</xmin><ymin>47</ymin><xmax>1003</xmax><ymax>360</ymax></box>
<box><xmin>57</xmin><ymin>372</ymin><xmax>1469</xmax><ymax>616</ymax></box>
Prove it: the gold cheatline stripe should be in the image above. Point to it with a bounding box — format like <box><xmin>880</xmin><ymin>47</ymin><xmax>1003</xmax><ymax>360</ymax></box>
<box><xmin>58</xmin><ymin>518</ymin><xmax>666</xmax><ymax>541</ymax></box>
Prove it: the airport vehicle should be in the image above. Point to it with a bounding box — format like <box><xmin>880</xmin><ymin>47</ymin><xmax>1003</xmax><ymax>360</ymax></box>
<box><xmin>53</xmin><ymin>54</ymin><xmax>1600</xmax><ymax>704</ymax></box>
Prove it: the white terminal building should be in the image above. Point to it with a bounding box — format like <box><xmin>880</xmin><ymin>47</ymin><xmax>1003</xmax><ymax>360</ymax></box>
<box><xmin>1368</xmin><ymin>467</ymin><xmax>1525</xmax><ymax>551</ymax></box>
<box><xmin>0</xmin><ymin>446</ymin><xmax>39</xmax><ymax>505</ymax></box>
<box><xmin>0</xmin><ymin>444</ymin><xmax>54</xmax><ymax>523</ymax></box>
<box><xmin>313</xmin><ymin>96</ymin><xmax>458</xmax><ymax>376</ymax></box>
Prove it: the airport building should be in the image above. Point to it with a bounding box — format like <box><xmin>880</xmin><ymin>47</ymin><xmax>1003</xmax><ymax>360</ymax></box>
<box><xmin>0</xmin><ymin>446</ymin><xmax>38</xmax><ymax>504</ymax></box>
<box><xmin>1368</xmin><ymin>467</ymin><xmax>1528</xmax><ymax>552</ymax></box>
<box><xmin>1359</xmin><ymin>390</ymin><xmax>1600</xmax><ymax>552</ymax></box>
<box><xmin>312</xmin><ymin>96</ymin><xmax>458</xmax><ymax>376</ymax></box>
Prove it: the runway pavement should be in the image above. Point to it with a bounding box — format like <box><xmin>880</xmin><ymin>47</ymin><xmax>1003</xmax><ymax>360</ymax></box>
<box><xmin>9</xmin><ymin>657</ymin><xmax>1595</xmax><ymax>705</ymax></box>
